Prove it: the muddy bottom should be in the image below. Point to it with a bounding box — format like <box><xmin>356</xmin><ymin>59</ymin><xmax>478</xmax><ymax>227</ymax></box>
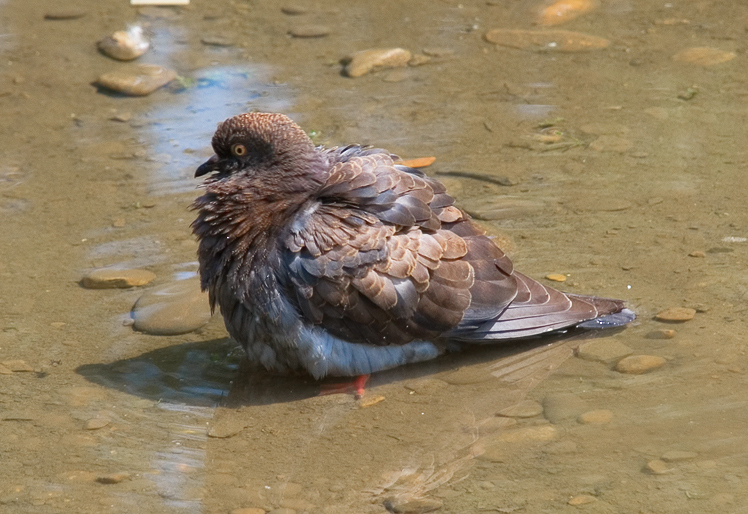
<box><xmin>1</xmin><ymin>0</ymin><xmax>748</xmax><ymax>513</ymax></box>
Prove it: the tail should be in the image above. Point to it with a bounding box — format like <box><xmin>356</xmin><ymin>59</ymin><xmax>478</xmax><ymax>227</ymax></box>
<box><xmin>449</xmin><ymin>272</ymin><xmax>635</xmax><ymax>342</ymax></box>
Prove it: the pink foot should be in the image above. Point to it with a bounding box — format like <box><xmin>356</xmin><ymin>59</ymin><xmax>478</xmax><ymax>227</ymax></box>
<box><xmin>319</xmin><ymin>374</ymin><xmax>370</xmax><ymax>399</ymax></box>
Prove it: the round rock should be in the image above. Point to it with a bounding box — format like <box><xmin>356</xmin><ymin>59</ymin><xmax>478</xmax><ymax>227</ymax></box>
<box><xmin>96</xmin><ymin>64</ymin><xmax>177</xmax><ymax>96</ymax></box>
<box><xmin>289</xmin><ymin>25</ymin><xmax>330</xmax><ymax>38</ymax></box>
<box><xmin>97</xmin><ymin>27</ymin><xmax>150</xmax><ymax>61</ymax></box>
<box><xmin>616</xmin><ymin>355</ymin><xmax>666</xmax><ymax>374</ymax></box>
<box><xmin>497</xmin><ymin>400</ymin><xmax>543</xmax><ymax>418</ymax></box>
<box><xmin>81</xmin><ymin>268</ymin><xmax>156</xmax><ymax>289</ymax></box>
<box><xmin>655</xmin><ymin>307</ymin><xmax>695</xmax><ymax>322</ymax></box>
<box><xmin>131</xmin><ymin>278</ymin><xmax>212</xmax><ymax>335</ymax></box>
<box><xmin>345</xmin><ymin>48</ymin><xmax>411</xmax><ymax>77</ymax></box>
<box><xmin>577</xmin><ymin>409</ymin><xmax>613</xmax><ymax>424</ymax></box>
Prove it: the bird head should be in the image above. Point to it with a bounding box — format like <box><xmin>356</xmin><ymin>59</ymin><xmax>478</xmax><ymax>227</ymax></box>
<box><xmin>195</xmin><ymin>112</ymin><xmax>326</xmax><ymax>189</ymax></box>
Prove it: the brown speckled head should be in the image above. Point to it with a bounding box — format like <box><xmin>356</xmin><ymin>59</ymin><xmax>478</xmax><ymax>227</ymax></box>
<box><xmin>195</xmin><ymin>112</ymin><xmax>323</xmax><ymax>179</ymax></box>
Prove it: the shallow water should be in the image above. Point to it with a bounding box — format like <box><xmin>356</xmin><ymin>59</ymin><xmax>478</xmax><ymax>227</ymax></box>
<box><xmin>2</xmin><ymin>0</ymin><xmax>748</xmax><ymax>513</ymax></box>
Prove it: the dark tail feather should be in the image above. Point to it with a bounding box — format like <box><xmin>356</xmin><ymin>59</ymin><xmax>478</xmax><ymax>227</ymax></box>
<box><xmin>450</xmin><ymin>273</ymin><xmax>635</xmax><ymax>342</ymax></box>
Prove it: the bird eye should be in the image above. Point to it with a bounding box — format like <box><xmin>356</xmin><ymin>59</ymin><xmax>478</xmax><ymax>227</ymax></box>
<box><xmin>231</xmin><ymin>144</ymin><xmax>247</xmax><ymax>156</ymax></box>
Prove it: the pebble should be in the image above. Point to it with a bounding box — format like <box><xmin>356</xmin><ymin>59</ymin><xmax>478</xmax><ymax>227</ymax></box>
<box><xmin>661</xmin><ymin>450</ymin><xmax>697</xmax><ymax>462</ymax></box>
<box><xmin>383</xmin><ymin>497</ymin><xmax>443</xmax><ymax>514</ymax></box>
<box><xmin>644</xmin><ymin>459</ymin><xmax>671</xmax><ymax>475</ymax></box>
<box><xmin>542</xmin><ymin>393</ymin><xmax>588</xmax><ymax>423</ymax></box>
<box><xmin>422</xmin><ymin>47</ymin><xmax>455</xmax><ymax>57</ymax></box>
<box><xmin>536</xmin><ymin>0</ymin><xmax>597</xmax><ymax>26</ymax></box>
<box><xmin>673</xmin><ymin>47</ymin><xmax>736</xmax><ymax>66</ymax></box>
<box><xmin>545</xmin><ymin>273</ymin><xmax>567</xmax><ymax>282</ymax></box>
<box><xmin>689</xmin><ymin>251</ymin><xmax>706</xmax><ymax>258</ymax></box>
<box><xmin>1</xmin><ymin>360</ymin><xmax>34</xmax><ymax>372</ymax></box>
<box><xmin>345</xmin><ymin>48</ymin><xmax>412</xmax><ymax>77</ymax></box>
<box><xmin>588</xmin><ymin>135</ymin><xmax>634</xmax><ymax>153</ymax></box>
<box><xmin>408</xmin><ymin>54</ymin><xmax>431</xmax><ymax>66</ymax></box>
<box><xmin>281</xmin><ymin>4</ymin><xmax>307</xmax><ymax>15</ymax></box>
<box><xmin>615</xmin><ymin>355</ymin><xmax>666</xmax><ymax>374</ymax></box>
<box><xmin>131</xmin><ymin>278</ymin><xmax>212</xmax><ymax>335</ymax></box>
<box><xmin>44</xmin><ymin>10</ymin><xmax>87</xmax><ymax>20</ymax></box>
<box><xmin>97</xmin><ymin>27</ymin><xmax>150</xmax><ymax>61</ymax></box>
<box><xmin>576</xmin><ymin>339</ymin><xmax>633</xmax><ymax>365</ymax></box>
<box><xmin>655</xmin><ymin>307</ymin><xmax>695</xmax><ymax>322</ymax></box>
<box><xmin>207</xmin><ymin>418</ymin><xmax>249</xmax><ymax>438</ymax></box>
<box><xmin>359</xmin><ymin>395</ymin><xmax>385</xmax><ymax>408</ymax></box>
<box><xmin>568</xmin><ymin>494</ymin><xmax>597</xmax><ymax>505</ymax></box>
<box><xmin>112</xmin><ymin>217</ymin><xmax>126</xmax><ymax>228</ymax></box>
<box><xmin>497</xmin><ymin>400</ymin><xmax>543</xmax><ymax>418</ymax></box>
<box><xmin>230</xmin><ymin>509</ymin><xmax>265</xmax><ymax>514</ymax></box>
<box><xmin>484</xmin><ymin>29</ymin><xmax>609</xmax><ymax>52</ymax></box>
<box><xmin>646</xmin><ymin>329</ymin><xmax>676</xmax><ymax>340</ymax></box>
<box><xmin>201</xmin><ymin>36</ymin><xmax>234</xmax><ymax>47</ymax></box>
<box><xmin>81</xmin><ymin>268</ymin><xmax>156</xmax><ymax>289</ymax></box>
<box><xmin>577</xmin><ymin>409</ymin><xmax>613</xmax><ymax>424</ymax></box>
<box><xmin>289</xmin><ymin>25</ymin><xmax>330</xmax><ymax>38</ymax></box>
<box><xmin>110</xmin><ymin>112</ymin><xmax>132</xmax><ymax>122</ymax></box>
<box><xmin>85</xmin><ymin>417</ymin><xmax>111</xmax><ymax>430</ymax></box>
<box><xmin>96</xmin><ymin>64</ymin><xmax>177</xmax><ymax>96</ymax></box>
<box><xmin>96</xmin><ymin>472</ymin><xmax>131</xmax><ymax>484</ymax></box>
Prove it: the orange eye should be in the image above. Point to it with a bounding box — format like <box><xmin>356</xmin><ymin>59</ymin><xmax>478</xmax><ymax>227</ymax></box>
<box><xmin>232</xmin><ymin>144</ymin><xmax>247</xmax><ymax>156</ymax></box>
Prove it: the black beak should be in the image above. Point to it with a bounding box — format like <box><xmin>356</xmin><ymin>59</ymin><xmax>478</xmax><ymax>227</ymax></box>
<box><xmin>195</xmin><ymin>154</ymin><xmax>220</xmax><ymax>177</ymax></box>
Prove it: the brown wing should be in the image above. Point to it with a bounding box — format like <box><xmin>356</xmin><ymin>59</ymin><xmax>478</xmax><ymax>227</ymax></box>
<box><xmin>281</xmin><ymin>148</ymin><xmax>520</xmax><ymax>347</ymax></box>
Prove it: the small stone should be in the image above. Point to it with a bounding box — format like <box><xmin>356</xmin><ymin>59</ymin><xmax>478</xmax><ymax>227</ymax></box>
<box><xmin>689</xmin><ymin>251</ymin><xmax>706</xmax><ymax>258</ymax></box>
<box><xmin>96</xmin><ymin>64</ymin><xmax>177</xmax><ymax>96</ymax></box>
<box><xmin>673</xmin><ymin>47</ymin><xmax>736</xmax><ymax>66</ymax></box>
<box><xmin>81</xmin><ymin>268</ymin><xmax>156</xmax><ymax>289</ymax></box>
<box><xmin>646</xmin><ymin>329</ymin><xmax>676</xmax><ymax>340</ymax></box>
<box><xmin>44</xmin><ymin>10</ymin><xmax>87</xmax><ymax>20</ymax></box>
<box><xmin>345</xmin><ymin>48</ymin><xmax>412</xmax><ymax>77</ymax></box>
<box><xmin>201</xmin><ymin>36</ymin><xmax>234</xmax><ymax>46</ymax></box>
<box><xmin>644</xmin><ymin>460</ymin><xmax>671</xmax><ymax>475</ymax></box>
<box><xmin>359</xmin><ymin>395</ymin><xmax>385</xmax><ymax>408</ymax></box>
<box><xmin>1</xmin><ymin>360</ymin><xmax>34</xmax><ymax>372</ymax></box>
<box><xmin>408</xmin><ymin>54</ymin><xmax>431</xmax><ymax>66</ymax></box>
<box><xmin>85</xmin><ymin>417</ymin><xmax>111</xmax><ymax>430</ymax></box>
<box><xmin>497</xmin><ymin>400</ymin><xmax>543</xmax><ymax>418</ymax></box>
<box><xmin>383</xmin><ymin>496</ymin><xmax>443</xmax><ymax>513</ymax></box>
<box><xmin>110</xmin><ymin>112</ymin><xmax>132</xmax><ymax>122</ymax></box>
<box><xmin>616</xmin><ymin>355</ymin><xmax>666</xmax><ymax>374</ymax></box>
<box><xmin>568</xmin><ymin>494</ymin><xmax>597</xmax><ymax>505</ymax></box>
<box><xmin>545</xmin><ymin>273</ymin><xmax>567</xmax><ymax>282</ymax></box>
<box><xmin>536</xmin><ymin>0</ymin><xmax>597</xmax><ymax>26</ymax></box>
<box><xmin>281</xmin><ymin>5</ymin><xmax>307</xmax><ymax>15</ymax></box>
<box><xmin>96</xmin><ymin>472</ymin><xmax>130</xmax><ymax>484</ymax></box>
<box><xmin>289</xmin><ymin>25</ymin><xmax>330</xmax><ymax>37</ymax></box>
<box><xmin>484</xmin><ymin>29</ymin><xmax>609</xmax><ymax>52</ymax></box>
<box><xmin>661</xmin><ymin>450</ymin><xmax>698</xmax><ymax>462</ymax></box>
<box><xmin>577</xmin><ymin>409</ymin><xmax>613</xmax><ymax>424</ymax></box>
<box><xmin>576</xmin><ymin>339</ymin><xmax>633</xmax><ymax>365</ymax></box>
<box><xmin>422</xmin><ymin>47</ymin><xmax>455</xmax><ymax>57</ymax></box>
<box><xmin>131</xmin><ymin>278</ymin><xmax>212</xmax><ymax>335</ymax></box>
<box><xmin>112</xmin><ymin>218</ymin><xmax>126</xmax><ymax>228</ymax></box>
<box><xmin>97</xmin><ymin>27</ymin><xmax>150</xmax><ymax>61</ymax></box>
<box><xmin>655</xmin><ymin>307</ymin><xmax>696</xmax><ymax>322</ymax></box>
<box><xmin>543</xmin><ymin>393</ymin><xmax>588</xmax><ymax>423</ymax></box>
<box><xmin>588</xmin><ymin>135</ymin><xmax>634</xmax><ymax>153</ymax></box>
<box><xmin>207</xmin><ymin>418</ymin><xmax>249</xmax><ymax>438</ymax></box>
<box><xmin>230</xmin><ymin>509</ymin><xmax>265</xmax><ymax>514</ymax></box>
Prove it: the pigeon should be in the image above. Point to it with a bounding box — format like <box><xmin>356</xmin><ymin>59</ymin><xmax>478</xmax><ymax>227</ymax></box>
<box><xmin>192</xmin><ymin>112</ymin><xmax>634</xmax><ymax>380</ymax></box>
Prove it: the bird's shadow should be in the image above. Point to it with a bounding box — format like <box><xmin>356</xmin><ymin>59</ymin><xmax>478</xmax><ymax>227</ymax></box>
<box><xmin>76</xmin><ymin>328</ymin><xmax>623</xmax><ymax>408</ymax></box>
